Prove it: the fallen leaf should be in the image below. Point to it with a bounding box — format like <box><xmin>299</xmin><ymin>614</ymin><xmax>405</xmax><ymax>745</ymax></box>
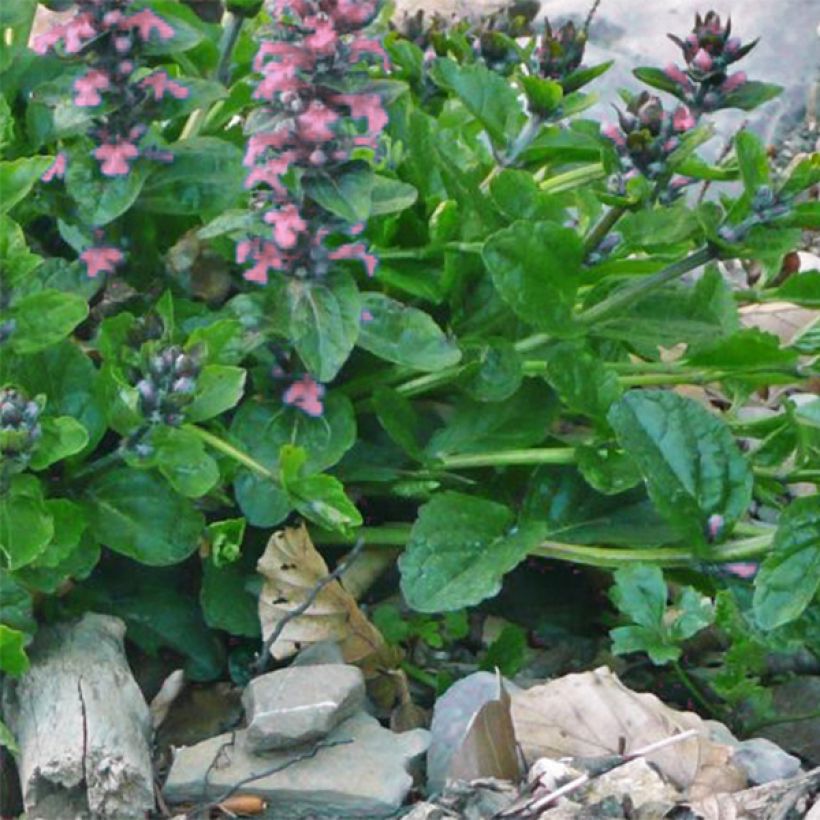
<box><xmin>149</xmin><ymin>668</ymin><xmax>185</xmax><ymax>730</ymax></box>
<box><xmin>510</xmin><ymin>666</ymin><xmax>746</xmax><ymax>798</ymax></box>
<box><xmin>447</xmin><ymin>672</ymin><xmax>523</xmax><ymax>785</ymax></box>
<box><xmin>257</xmin><ymin>525</ymin><xmax>401</xmax><ymax>693</ymax></box>
<box><xmin>218</xmin><ymin>793</ymin><xmax>267</xmax><ymax>814</ymax></box>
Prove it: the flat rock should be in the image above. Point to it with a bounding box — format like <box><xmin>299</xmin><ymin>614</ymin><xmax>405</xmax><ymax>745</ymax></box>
<box><xmin>582</xmin><ymin>757</ymin><xmax>679</xmax><ymax>810</ymax></box>
<box><xmin>163</xmin><ymin>711</ymin><xmax>430</xmax><ymax>817</ymax></box>
<box><xmin>242</xmin><ymin>663</ymin><xmax>365</xmax><ymax>751</ymax></box>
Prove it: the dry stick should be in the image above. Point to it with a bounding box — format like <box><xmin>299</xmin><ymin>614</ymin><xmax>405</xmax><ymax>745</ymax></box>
<box><xmin>252</xmin><ymin>537</ymin><xmax>367</xmax><ymax>676</ymax></box>
<box><xmin>513</xmin><ymin>728</ymin><xmax>699</xmax><ymax>815</ymax></box>
<box><xmin>184</xmin><ymin>738</ymin><xmax>354</xmax><ymax>818</ymax></box>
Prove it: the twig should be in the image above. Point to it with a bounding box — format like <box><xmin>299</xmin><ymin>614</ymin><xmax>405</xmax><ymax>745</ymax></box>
<box><xmin>184</xmin><ymin>738</ymin><xmax>354</xmax><ymax>818</ymax></box>
<box><xmin>252</xmin><ymin>537</ymin><xmax>367</xmax><ymax>675</ymax></box>
<box><xmin>508</xmin><ymin>729</ymin><xmax>699</xmax><ymax>815</ymax></box>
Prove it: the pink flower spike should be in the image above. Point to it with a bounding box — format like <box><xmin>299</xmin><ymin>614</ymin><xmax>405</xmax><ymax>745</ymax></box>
<box><xmin>333</xmin><ymin>93</ymin><xmax>388</xmax><ymax>135</ymax></box>
<box><xmin>244</xmin><ymin>153</ymin><xmax>296</xmax><ymax>194</ymax></box>
<box><xmin>32</xmin><ymin>24</ymin><xmax>65</xmax><ymax>55</ymax></box>
<box><xmin>296</xmin><ymin>101</ymin><xmax>338</xmax><ymax>143</ymax></box>
<box><xmin>692</xmin><ymin>48</ymin><xmax>714</xmax><ymax>72</ymax></box>
<box><xmin>334</xmin><ymin>0</ymin><xmax>378</xmax><ymax>27</ymax></box>
<box><xmin>349</xmin><ymin>36</ymin><xmax>389</xmax><ymax>70</ymax></box>
<box><xmin>601</xmin><ymin>123</ymin><xmax>625</xmax><ymax>147</ymax></box>
<box><xmin>93</xmin><ymin>140</ymin><xmax>139</xmax><ymax>176</ymax></box>
<box><xmin>243</xmin><ymin>240</ymin><xmax>283</xmax><ymax>284</ymax></box>
<box><xmin>140</xmin><ymin>71</ymin><xmax>189</xmax><ymax>101</ymax></box>
<box><xmin>264</xmin><ymin>204</ymin><xmax>308</xmax><ymax>250</ymax></box>
<box><xmin>672</xmin><ymin>105</ymin><xmax>696</xmax><ymax>132</ymax></box>
<box><xmin>663</xmin><ymin>63</ymin><xmax>692</xmax><ymax>90</ymax></box>
<box><xmin>41</xmin><ymin>152</ymin><xmax>67</xmax><ymax>183</ymax></box>
<box><xmin>283</xmin><ymin>375</ymin><xmax>325</xmax><ymax>417</ymax></box>
<box><xmin>123</xmin><ymin>9</ymin><xmax>175</xmax><ymax>42</ymax></box>
<box><xmin>79</xmin><ymin>246</ymin><xmax>124</xmax><ymax>278</ymax></box>
<box><xmin>329</xmin><ymin>242</ymin><xmax>377</xmax><ymax>277</ymax></box>
<box><xmin>724</xmin><ymin>562</ymin><xmax>758</xmax><ymax>579</ymax></box>
<box><xmin>244</xmin><ymin>130</ymin><xmax>291</xmax><ymax>167</ymax></box>
<box><xmin>63</xmin><ymin>14</ymin><xmax>97</xmax><ymax>53</ymax></box>
<box><xmin>73</xmin><ymin>69</ymin><xmax>110</xmax><ymax>107</ymax></box>
<box><xmin>304</xmin><ymin>16</ymin><xmax>338</xmax><ymax>55</ymax></box>
<box><xmin>722</xmin><ymin>71</ymin><xmax>747</xmax><ymax>93</ymax></box>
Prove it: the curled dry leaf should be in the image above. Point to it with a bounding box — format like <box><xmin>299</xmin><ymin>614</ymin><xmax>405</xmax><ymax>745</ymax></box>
<box><xmin>257</xmin><ymin>524</ymin><xmax>400</xmax><ymax>684</ymax></box>
<box><xmin>149</xmin><ymin>669</ymin><xmax>185</xmax><ymax>730</ymax></box>
<box><xmin>510</xmin><ymin>666</ymin><xmax>747</xmax><ymax>799</ymax></box>
<box><xmin>217</xmin><ymin>793</ymin><xmax>268</xmax><ymax>815</ymax></box>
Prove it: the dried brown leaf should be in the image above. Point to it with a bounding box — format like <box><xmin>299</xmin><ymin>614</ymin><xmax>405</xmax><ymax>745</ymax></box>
<box><xmin>510</xmin><ymin>666</ymin><xmax>746</xmax><ymax>798</ymax></box>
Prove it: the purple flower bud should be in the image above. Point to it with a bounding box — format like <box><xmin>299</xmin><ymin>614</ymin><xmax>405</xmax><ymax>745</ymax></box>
<box><xmin>136</xmin><ymin>379</ymin><xmax>156</xmax><ymax>404</ymax></box>
<box><xmin>721</xmin><ymin>71</ymin><xmax>747</xmax><ymax>94</ymax></box>
<box><xmin>172</xmin><ymin>377</ymin><xmax>196</xmax><ymax>395</ymax></box>
<box><xmin>725</xmin><ymin>37</ymin><xmax>741</xmax><ymax>55</ymax></box>
<box><xmin>174</xmin><ymin>353</ymin><xmax>196</xmax><ymax>377</ymax></box>
<box><xmin>692</xmin><ymin>48</ymin><xmax>713</xmax><ymax>72</ymax></box>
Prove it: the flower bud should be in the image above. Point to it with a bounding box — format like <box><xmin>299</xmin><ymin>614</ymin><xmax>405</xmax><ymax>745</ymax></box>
<box><xmin>0</xmin><ymin>319</ymin><xmax>15</xmax><ymax>344</ymax></box>
<box><xmin>691</xmin><ymin>48</ymin><xmax>714</xmax><ymax>72</ymax></box>
<box><xmin>172</xmin><ymin>377</ymin><xmax>196</xmax><ymax>395</ymax></box>
<box><xmin>0</xmin><ymin>387</ymin><xmax>42</xmax><ymax>465</ymax></box>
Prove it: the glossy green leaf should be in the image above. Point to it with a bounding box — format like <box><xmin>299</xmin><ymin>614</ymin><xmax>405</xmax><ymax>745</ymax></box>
<box><xmin>358</xmin><ymin>292</ymin><xmax>461</xmax><ymax>372</ymax></box>
<box><xmin>483</xmin><ymin>221</ymin><xmax>583</xmax><ymax>334</ymax></box>
<box><xmin>0</xmin><ymin>216</ymin><xmax>41</xmax><ymax>287</ymax></box>
<box><xmin>0</xmin><ymin>625</ymin><xmax>29</xmax><ymax>676</ymax></box>
<box><xmin>608</xmin><ymin>391</ymin><xmax>753</xmax><ymax>547</ymax></box>
<box><xmin>722</xmin><ymin>81</ymin><xmax>782</xmax><ymax>111</ymax></box>
<box><xmin>305</xmin><ymin>163</ymin><xmax>373</xmax><ymax>223</ymax></box>
<box><xmin>576</xmin><ymin>443</ymin><xmax>642</xmax><ymax>495</ymax></box>
<box><xmin>287</xmin><ymin>474</ymin><xmax>362</xmax><ymax>534</ymax></box>
<box><xmin>735</xmin><ymin>130</ymin><xmax>770</xmax><ymax>196</ymax></box>
<box><xmin>753</xmin><ymin>496</ymin><xmax>820</xmax><ymax>629</ymax></box>
<box><xmin>152</xmin><ymin>425</ymin><xmax>220</xmax><ymax>497</ymax></box>
<box><xmin>85</xmin><ymin>469</ymin><xmax>204</xmax><ymax>565</ymax></box>
<box><xmin>399</xmin><ymin>491</ymin><xmax>545</xmax><ymax>612</ymax></box>
<box><xmin>33</xmin><ymin>499</ymin><xmax>88</xmax><ymax>569</ymax></box>
<box><xmin>9</xmin><ymin>290</ymin><xmax>88</xmax><ymax>354</ymax></box>
<box><xmin>0</xmin><ymin>157</ymin><xmax>51</xmax><ymax>214</ymax></box>
<box><xmin>65</xmin><ymin>152</ymin><xmax>146</xmax><ymax>226</ymax></box>
<box><xmin>457</xmin><ymin>338</ymin><xmax>522</xmax><ymax>402</ymax></box>
<box><xmin>28</xmin><ymin>416</ymin><xmax>89</xmax><ymax>470</ymax></box>
<box><xmin>186</xmin><ymin>364</ymin><xmax>246</xmax><ymax>422</ymax></box>
<box><xmin>0</xmin><ymin>475</ymin><xmax>53</xmax><ymax>570</ymax></box>
<box><xmin>0</xmin><ymin>573</ymin><xmax>35</xmax><ymax>636</ymax></box>
<box><xmin>201</xmin><ymin>558</ymin><xmax>260</xmax><ymax>638</ymax></box>
<box><xmin>233</xmin><ymin>470</ymin><xmax>291</xmax><ymax>528</ymax></box>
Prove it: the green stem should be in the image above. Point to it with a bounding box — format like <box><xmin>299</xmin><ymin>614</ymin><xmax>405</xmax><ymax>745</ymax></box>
<box><xmin>672</xmin><ymin>661</ymin><xmax>725</xmax><ymax>721</ymax></box>
<box><xmin>180</xmin><ymin>11</ymin><xmax>244</xmax><ymax>139</ymax></box>
<box><xmin>438</xmin><ymin>448</ymin><xmax>576</xmax><ymax>470</ymax></box>
<box><xmin>540</xmin><ymin>163</ymin><xmax>606</xmax><ymax>193</ymax></box>
<box><xmin>583</xmin><ymin>205</ymin><xmax>627</xmax><ymax>257</ymax></box>
<box><xmin>69</xmin><ymin>450</ymin><xmax>124</xmax><ymax>481</ymax></box>
<box><xmin>578</xmin><ymin>246</ymin><xmax>715</xmax><ymax>326</ymax></box>
<box><xmin>401</xmin><ymin>660</ymin><xmax>440</xmax><ymax>690</ymax></box>
<box><xmin>186</xmin><ymin>424</ymin><xmax>277</xmax><ymax>481</ymax></box>
<box><xmin>375</xmin><ymin>242</ymin><xmax>484</xmax><ymax>261</ymax></box>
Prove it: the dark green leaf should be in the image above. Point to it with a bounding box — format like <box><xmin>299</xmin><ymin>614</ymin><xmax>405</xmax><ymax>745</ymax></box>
<box><xmin>608</xmin><ymin>390</ymin><xmax>753</xmax><ymax>547</ymax></box>
<box><xmin>152</xmin><ymin>426</ymin><xmax>220</xmax><ymax>497</ymax></box>
<box><xmin>0</xmin><ymin>157</ymin><xmax>52</xmax><ymax>214</ymax></box>
<box><xmin>633</xmin><ymin>66</ymin><xmax>687</xmax><ymax>98</ymax></box>
<box><xmin>0</xmin><ymin>216</ymin><xmax>41</xmax><ymax>287</ymax></box>
<box><xmin>753</xmin><ymin>496</ymin><xmax>820</xmax><ymax>629</ymax></box>
<box><xmin>399</xmin><ymin>491</ymin><xmax>545</xmax><ymax>612</ymax></box>
<box><xmin>619</xmin><ymin>205</ymin><xmax>699</xmax><ymax>250</ymax></box>
<box><xmin>201</xmin><ymin>559</ymin><xmax>260</xmax><ymax>637</ymax></box>
<box><xmin>722</xmin><ymin>81</ymin><xmax>782</xmax><ymax>111</ymax></box>
<box><xmin>0</xmin><ymin>573</ymin><xmax>35</xmax><ymax>635</ymax></box>
<box><xmin>457</xmin><ymin>338</ymin><xmax>522</xmax><ymax>402</ymax></box>
<box><xmin>734</xmin><ymin>130</ymin><xmax>770</xmax><ymax>196</ymax></box>
<box><xmin>562</xmin><ymin>60</ymin><xmax>613</xmax><ymax>94</ymax></box>
<box><xmin>576</xmin><ymin>443</ymin><xmax>642</xmax><ymax>495</ymax></box>
<box><xmin>358</xmin><ymin>292</ymin><xmax>461</xmax><ymax>371</ymax></box>
<box><xmin>186</xmin><ymin>364</ymin><xmax>246</xmax><ymax>422</ymax></box>
<box><xmin>287</xmin><ymin>271</ymin><xmax>360</xmax><ymax>382</ymax></box>
<box><xmin>483</xmin><ymin>221</ymin><xmax>583</xmax><ymax>334</ymax></box>
<box><xmin>233</xmin><ymin>470</ymin><xmax>291</xmax><ymax>528</ymax></box>
<box><xmin>9</xmin><ymin>290</ymin><xmax>88</xmax><ymax>354</ymax></box>
<box><xmin>28</xmin><ymin>416</ymin><xmax>89</xmax><ymax>470</ymax></box>
<box><xmin>686</xmin><ymin>328</ymin><xmax>798</xmax><ymax>369</ymax></box>
<box><xmin>137</xmin><ymin>0</ymin><xmax>207</xmax><ymax>55</ymax></box>
<box><xmin>32</xmin><ymin>499</ymin><xmax>88</xmax><ymax>568</ymax></box>
<box><xmin>65</xmin><ymin>152</ymin><xmax>146</xmax><ymax>226</ymax></box>
<box><xmin>480</xmin><ymin>624</ymin><xmax>527</xmax><ymax>676</ymax></box>
<box><xmin>287</xmin><ymin>474</ymin><xmax>362</xmax><ymax>534</ymax></box>
<box><xmin>372</xmin><ymin>386</ymin><xmax>424</xmax><ymax>461</ymax></box>
<box><xmin>305</xmin><ymin>163</ymin><xmax>373</xmax><ymax>223</ymax></box>
<box><xmin>85</xmin><ymin>469</ymin><xmax>204</xmax><ymax>565</ymax></box>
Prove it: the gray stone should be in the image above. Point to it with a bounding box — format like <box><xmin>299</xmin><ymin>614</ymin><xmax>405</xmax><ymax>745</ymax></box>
<box><xmin>582</xmin><ymin>757</ymin><xmax>679</xmax><ymax>810</ymax></box>
<box><xmin>732</xmin><ymin>737</ymin><xmax>802</xmax><ymax>785</ymax></box>
<box><xmin>290</xmin><ymin>639</ymin><xmax>345</xmax><ymax>667</ymax></box>
<box><xmin>163</xmin><ymin>711</ymin><xmax>430</xmax><ymax>817</ymax></box>
<box><xmin>242</xmin><ymin>663</ymin><xmax>365</xmax><ymax>751</ymax></box>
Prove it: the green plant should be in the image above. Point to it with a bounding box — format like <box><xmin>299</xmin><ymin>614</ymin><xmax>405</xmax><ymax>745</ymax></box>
<box><xmin>0</xmin><ymin>0</ymin><xmax>817</xmax><ymax>747</ymax></box>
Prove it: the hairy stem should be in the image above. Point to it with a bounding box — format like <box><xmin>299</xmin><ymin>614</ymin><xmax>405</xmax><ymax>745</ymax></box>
<box><xmin>186</xmin><ymin>424</ymin><xmax>277</xmax><ymax>481</ymax></box>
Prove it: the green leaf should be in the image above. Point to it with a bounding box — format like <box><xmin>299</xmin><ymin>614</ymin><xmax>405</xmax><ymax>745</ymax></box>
<box><xmin>722</xmin><ymin>81</ymin><xmax>782</xmax><ymax>111</ymax></box>
<box><xmin>201</xmin><ymin>558</ymin><xmax>260</xmax><ymax>638</ymax></box>
<box><xmin>85</xmin><ymin>469</ymin><xmax>204</xmax><ymax>565</ymax></box>
<box><xmin>138</xmin><ymin>138</ymin><xmax>244</xmax><ymax>215</ymax></box>
<box><xmin>0</xmin><ymin>475</ymin><xmax>54</xmax><ymax>570</ymax></box>
<box><xmin>686</xmin><ymin>328</ymin><xmax>798</xmax><ymax>369</ymax></box>
<box><xmin>633</xmin><ymin>66</ymin><xmax>687</xmax><ymax>99</ymax></box>
<box><xmin>233</xmin><ymin>471</ymin><xmax>291</xmax><ymax>528</ymax></box>
<box><xmin>152</xmin><ymin>426</ymin><xmax>220</xmax><ymax>497</ymax></box>
<box><xmin>457</xmin><ymin>338</ymin><xmax>522</xmax><ymax>402</ymax></box>
<box><xmin>369</xmin><ymin>175</ymin><xmax>418</xmax><ymax>216</ymax></box>
<box><xmin>773</xmin><ymin>271</ymin><xmax>820</xmax><ymax>307</ymax></box>
<box><xmin>206</xmin><ymin>517</ymin><xmax>246</xmax><ymax>566</ymax></box>
<box><xmin>0</xmin><ymin>157</ymin><xmax>52</xmax><ymax>214</ymax></box>
<box><xmin>32</xmin><ymin>499</ymin><xmax>88</xmax><ymax>568</ymax></box>
<box><xmin>576</xmin><ymin>443</ymin><xmax>642</xmax><ymax>495</ymax></box>
<box><xmin>196</xmin><ymin>209</ymin><xmax>256</xmax><ymax>240</ymax></box>
<box><xmin>429</xmin><ymin>57</ymin><xmax>525</xmax><ymax>146</ymax></box>
<box><xmin>489</xmin><ymin>169</ymin><xmax>566</xmax><ymax>223</ymax></box>
<box><xmin>753</xmin><ymin>496</ymin><xmax>820</xmax><ymax>629</ymax></box>
<box><xmin>28</xmin><ymin>416</ymin><xmax>89</xmax><ymax>470</ymax></box>
<box><xmin>305</xmin><ymin>163</ymin><xmax>374</xmax><ymax>223</ymax></box>
<box><xmin>399</xmin><ymin>492</ymin><xmax>545</xmax><ymax>612</ymax></box>
<box><xmin>65</xmin><ymin>152</ymin><xmax>147</xmax><ymax>226</ymax></box>
<box><xmin>779</xmin><ymin>154</ymin><xmax>820</xmax><ymax>198</ymax></box>
<box><xmin>0</xmin><ymin>573</ymin><xmax>35</xmax><ymax>635</ymax></box>
<box><xmin>735</xmin><ymin>130</ymin><xmax>770</xmax><ymax>196</ymax></box>
<box><xmin>357</xmin><ymin>292</ymin><xmax>461</xmax><ymax>372</ymax></box>
<box><xmin>137</xmin><ymin>0</ymin><xmax>207</xmax><ymax>55</ymax></box>
<box><xmin>287</xmin><ymin>271</ymin><xmax>361</xmax><ymax>382</ymax></box>
<box><xmin>619</xmin><ymin>205</ymin><xmax>699</xmax><ymax>250</ymax></box>
<box><xmin>0</xmin><ymin>625</ymin><xmax>29</xmax><ymax>676</ymax></box>
<box><xmin>607</xmin><ymin>391</ymin><xmax>753</xmax><ymax>547</ymax></box>
<box><xmin>562</xmin><ymin>60</ymin><xmax>613</xmax><ymax>94</ymax></box>
<box><xmin>0</xmin><ymin>216</ymin><xmax>41</xmax><ymax>287</ymax></box>
<box><xmin>186</xmin><ymin>364</ymin><xmax>246</xmax><ymax>422</ymax></box>
<box><xmin>483</xmin><ymin>221</ymin><xmax>583</xmax><ymax>335</ymax></box>
<box><xmin>230</xmin><ymin>392</ymin><xmax>355</xmax><ymax>475</ymax></box>
<box><xmin>543</xmin><ymin>341</ymin><xmax>622</xmax><ymax>423</ymax></box>
<box><xmin>520</xmin><ymin>76</ymin><xmax>563</xmax><ymax>116</ymax></box>
<box><xmin>9</xmin><ymin>290</ymin><xmax>88</xmax><ymax>354</ymax></box>
<box><xmin>287</xmin><ymin>473</ymin><xmax>362</xmax><ymax>534</ymax></box>
<box><xmin>372</xmin><ymin>386</ymin><xmax>424</xmax><ymax>461</ymax></box>
<box><xmin>0</xmin><ymin>718</ymin><xmax>18</xmax><ymax>754</ymax></box>
<box><xmin>480</xmin><ymin>624</ymin><xmax>527</xmax><ymax>676</ymax></box>
<box><xmin>610</xmin><ymin>565</ymin><xmax>667</xmax><ymax>630</ymax></box>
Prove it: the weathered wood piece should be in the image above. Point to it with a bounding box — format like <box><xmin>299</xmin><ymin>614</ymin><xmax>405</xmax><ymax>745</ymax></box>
<box><xmin>2</xmin><ymin>613</ymin><xmax>154</xmax><ymax>819</ymax></box>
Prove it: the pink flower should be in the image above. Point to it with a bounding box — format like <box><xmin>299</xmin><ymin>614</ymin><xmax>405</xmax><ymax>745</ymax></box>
<box><xmin>254</xmin><ymin>61</ymin><xmax>305</xmax><ymax>100</ymax></box>
<box><xmin>348</xmin><ymin>37</ymin><xmax>389</xmax><ymax>70</ymax></box>
<box><xmin>33</xmin><ymin>13</ymin><xmax>97</xmax><ymax>54</ymax></box>
<box><xmin>691</xmin><ymin>48</ymin><xmax>713</xmax><ymax>72</ymax></box>
<box><xmin>253</xmin><ymin>41</ymin><xmax>313</xmax><ymax>73</ymax></box>
<box><xmin>333</xmin><ymin>0</ymin><xmax>378</xmax><ymax>27</ymax></box>
<box><xmin>93</xmin><ymin>139</ymin><xmax>139</xmax><ymax>176</ymax></box>
<box><xmin>333</xmin><ymin>93</ymin><xmax>388</xmax><ymax>135</ymax></box>
<box><xmin>140</xmin><ymin>71</ymin><xmax>189</xmax><ymax>101</ymax></box>
<box><xmin>707</xmin><ymin>513</ymin><xmax>724</xmax><ymax>540</ymax></box>
<box><xmin>122</xmin><ymin>9</ymin><xmax>175</xmax><ymax>42</ymax></box>
<box><xmin>32</xmin><ymin>25</ymin><xmax>65</xmax><ymax>55</ymax></box>
<box><xmin>672</xmin><ymin>105</ymin><xmax>696</xmax><ymax>132</ymax></box>
<box><xmin>670</xmin><ymin>176</ymin><xmax>693</xmax><ymax>190</ymax></box>
<box><xmin>360</xmin><ymin>309</ymin><xmax>374</xmax><ymax>323</ymax></box>
<box><xmin>721</xmin><ymin>71</ymin><xmax>747</xmax><ymax>94</ymax></box>
<box><xmin>73</xmin><ymin>69</ymin><xmax>110</xmax><ymax>107</ymax></box>
<box><xmin>724</xmin><ymin>562</ymin><xmax>758</xmax><ymax>579</ymax></box>
<box><xmin>725</xmin><ymin>37</ymin><xmax>741</xmax><ymax>56</ymax></box>
<box><xmin>264</xmin><ymin>204</ymin><xmax>307</xmax><ymax>249</ymax></box>
<box><xmin>601</xmin><ymin>123</ymin><xmax>625</xmax><ymax>147</ymax></box>
<box><xmin>304</xmin><ymin>16</ymin><xmax>338</xmax><ymax>55</ymax></box>
<box><xmin>283</xmin><ymin>375</ymin><xmax>325</xmax><ymax>417</ymax></box>
<box><xmin>41</xmin><ymin>153</ymin><xmax>67</xmax><ymax>183</ymax></box>
<box><xmin>296</xmin><ymin>101</ymin><xmax>338</xmax><ymax>142</ymax></box>
<box><xmin>244</xmin><ymin>153</ymin><xmax>297</xmax><ymax>194</ymax></box>
<box><xmin>238</xmin><ymin>239</ymin><xmax>283</xmax><ymax>284</ymax></box>
<box><xmin>663</xmin><ymin>63</ymin><xmax>693</xmax><ymax>91</ymax></box>
<box><xmin>79</xmin><ymin>246</ymin><xmax>124</xmax><ymax>278</ymax></box>
<box><xmin>244</xmin><ymin>130</ymin><xmax>291</xmax><ymax>167</ymax></box>
<box><xmin>329</xmin><ymin>242</ymin><xmax>377</xmax><ymax>277</ymax></box>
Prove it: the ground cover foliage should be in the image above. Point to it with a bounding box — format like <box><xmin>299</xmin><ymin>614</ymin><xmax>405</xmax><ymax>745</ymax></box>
<box><xmin>0</xmin><ymin>0</ymin><xmax>818</xmax><ymax>749</ymax></box>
